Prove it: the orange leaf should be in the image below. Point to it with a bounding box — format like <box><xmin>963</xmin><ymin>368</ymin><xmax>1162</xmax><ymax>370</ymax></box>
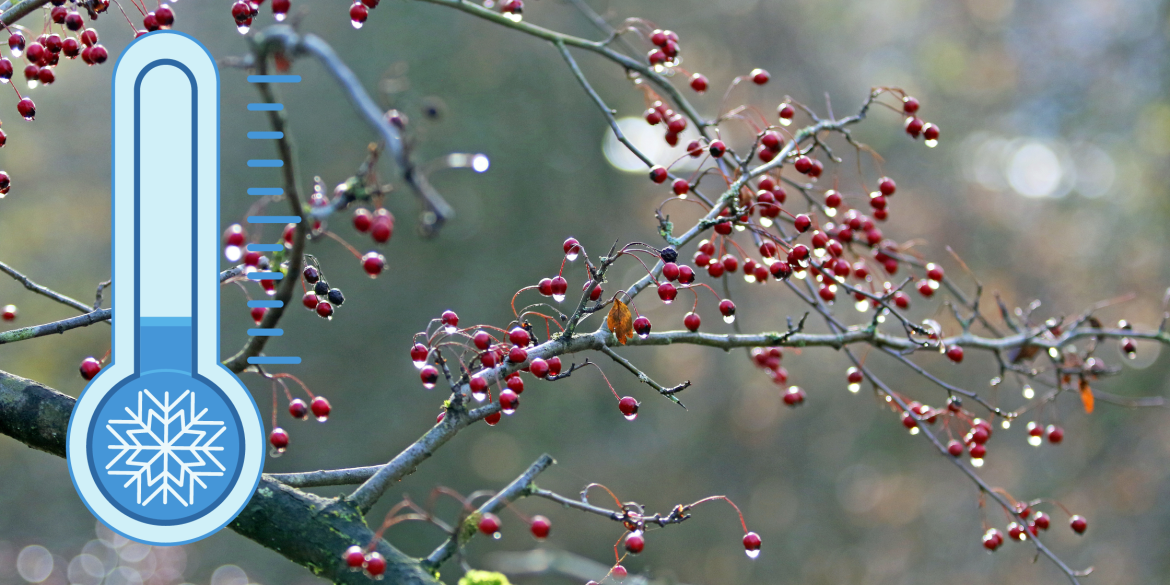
<box><xmin>607</xmin><ymin>299</ymin><xmax>634</xmax><ymax>345</ymax></box>
<box><xmin>1079</xmin><ymin>378</ymin><xmax>1094</xmax><ymax>414</ymax></box>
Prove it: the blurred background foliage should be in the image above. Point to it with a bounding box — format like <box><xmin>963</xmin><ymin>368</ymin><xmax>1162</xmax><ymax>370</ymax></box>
<box><xmin>1</xmin><ymin>0</ymin><xmax>1169</xmax><ymax>584</ymax></box>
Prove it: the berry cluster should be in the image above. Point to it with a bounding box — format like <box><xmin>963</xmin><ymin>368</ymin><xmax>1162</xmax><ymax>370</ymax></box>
<box><xmin>899</xmin><ymin>96</ymin><xmax>941</xmax><ymax>146</ymax></box>
<box><xmin>299</xmin><ymin>263</ymin><xmax>347</xmax><ymax>320</ymax></box>
<box><xmin>267</xmin><ymin>375</ymin><xmax>331</xmax><ymax>456</ymax></box>
<box><xmin>231</xmin><ymin>0</ymin><xmax>294</xmax><ymax>34</ymax></box>
<box><xmin>982</xmin><ymin>501</ymin><xmax>1086</xmax><ymax>552</ymax></box>
<box><xmin>1</xmin><ymin>2</ymin><xmax>116</xmax><ymax>197</ymax></box>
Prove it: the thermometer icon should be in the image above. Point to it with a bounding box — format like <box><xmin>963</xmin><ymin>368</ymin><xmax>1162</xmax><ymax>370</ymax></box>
<box><xmin>67</xmin><ymin>32</ymin><xmax>264</xmax><ymax>545</ymax></box>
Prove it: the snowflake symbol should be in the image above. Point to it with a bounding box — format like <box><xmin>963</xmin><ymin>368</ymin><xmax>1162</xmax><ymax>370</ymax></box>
<box><xmin>104</xmin><ymin>388</ymin><xmax>227</xmax><ymax>507</ymax></box>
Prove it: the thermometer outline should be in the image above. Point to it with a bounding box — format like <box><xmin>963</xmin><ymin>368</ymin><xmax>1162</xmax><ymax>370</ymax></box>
<box><xmin>67</xmin><ymin>31</ymin><xmax>264</xmax><ymax>546</ymax></box>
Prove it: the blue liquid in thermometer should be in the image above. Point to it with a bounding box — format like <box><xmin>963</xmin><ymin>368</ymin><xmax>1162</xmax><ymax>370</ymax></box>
<box><xmin>67</xmin><ymin>32</ymin><xmax>264</xmax><ymax>545</ymax></box>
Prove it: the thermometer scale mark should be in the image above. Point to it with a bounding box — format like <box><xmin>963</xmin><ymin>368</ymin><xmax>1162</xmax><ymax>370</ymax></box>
<box><xmin>245</xmin><ymin>71</ymin><xmax>301</xmax><ymax>366</ymax></box>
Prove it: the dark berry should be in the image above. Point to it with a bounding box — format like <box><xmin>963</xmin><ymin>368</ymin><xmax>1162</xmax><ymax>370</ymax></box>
<box><xmin>327</xmin><ymin>288</ymin><xmax>344</xmax><ymax>306</ymax></box>
<box><xmin>289</xmin><ymin>398</ymin><xmax>308</xmax><ymax>420</ymax></box>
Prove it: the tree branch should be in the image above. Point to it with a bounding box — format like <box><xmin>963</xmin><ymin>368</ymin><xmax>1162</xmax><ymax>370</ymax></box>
<box><xmin>421</xmin><ymin>454</ymin><xmax>556</xmax><ymax>569</ymax></box>
<box><xmin>0</xmin><ymin>369</ymin><xmax>441</xmax><ymax>585</ymax></box>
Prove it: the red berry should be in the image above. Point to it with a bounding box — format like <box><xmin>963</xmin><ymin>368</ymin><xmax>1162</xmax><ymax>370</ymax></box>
<box><xmin>469</xmin><ymin>376</ymin><xmax>488</xmax><ymax>398</ymax></box>
<box><xmin>709</xmin><ymin>140</ymin><xmax>727</xmax><ymax>158</ymax></box>
<box><xmin>1046</xmin><ymin>425</ymin><xmax>1064</xmax><ymax>444</ymax></box>
<box><xmin>420</xmin><ymin>365</ymin><xmax>439</xmax><ymax>388</ymax></box>
<box><xmin>353</xmin><ymin>208</ymin><xmax>373</xmax><ymax>232</ymax></box>
<box><xmin>17</xmin><ymin>97</ymin><xmax>36</xmax><ymax>120</ymax></box>
<box><xmin>300</xmin><ymin>292</ymin><xmax>318</xmax><ymax>310</ymax></box>
<box><xmin>662</xmin><ymin>262</ymin><xmax>680</xmax><ymax>281</ymax></box>
<box><xmin>441</xmin><ymin>310</ymin><xmax>459</xmax><ymax>329</ymax></box>
<box><xmin>364</xmin><ymin>551</ymin><xmax>386</xmax><ymax>576</ymax></box>
<box><xmin>794</xmin><ymin>156</ymin><xmax>812</xmax><ymax>174</ymax></box>
<box><xmin>89</xmin><ymin>44</ymin><xmax>108</xmax><ymax>64</ymax></box>
<box><xmin>612</xmin><ymin>566</ymin><xmax>628</xmax><ymax>579</ymax></box>
<box><xmin>649</xmin><ymin>166</ymin><xmax>668</xmax><ymax>184</ymax></box>
<box><xmin>580</xmin><ymin>281</ymin><xmax>603</xmax><ymax>310</ymax></box>
<box><xmin>361</xmin><ymin>252</ymin><xmax>385</xmax><ymax>277</ymax></box>
<box><xmin>782</xmin><ymin>386</ymin><xmax>806</xmax><ymax>407</ymax></box>
<box><xmin>1033</xmin><ymin>512</ymin><xmax>1051</xmax><ymax>530</ymax></box>
<box><xmin>923</xmin><ymin>124</ymin><xmax>940</xmax><ymax>141</ymax></box>
<box><xmin>878</xmin><ymin>177</ymin><xmax>896</xmax><ymax>196</ymax></box>
<box><xmin>983</xmin><ymin>529</ymin><xmax>1002</xmax><ymax>551</ymax></box>
<box><xmin>509</xmin><ymin>327</ymin><xmax>530</xmax><ymax>347</ymax></box>
<box><xmin>269</xmin><ymin>427</ymin><xmax>289</xmax><ymax>450</ymax></box>
<box><xmin>904</xmin><ymin>117</ymin><xmax>924</xmax><ymax>137</ymax></box>
<box><xmin>500</xmin><ymin>389</ymin><xmax>519</xmax><ymax>414</ymax></box>
<box><xmin>926</xmin><ymin>263</ymin><xmax>944</xmax><ymax>281</ymax></box>
<box><xmin>678</xmin><ymin>265</ymin><xmax>695</xmax><ymax>284</ymax></box>
<box><xmin>343</xmin><ymin>545</ymin><xmax>365</xmax><ymax>569</ymax></box>
<box><xmin>968</xmin><ymin>443</ymin><xmax>987</xmax><ymax>458</ymax></box>
<box><xmin>633</xmin><ymin>316</ymin><xmax>651</xmax><ymax>337</ymax></box>
<box><xmin>917</xmin><ymin>279</ymin><xmax>934</xmax><ymax>298</ymax></box>
<box><xmin>645</xmin><ymin>108</ymin><xmax>662</xmax><ymax>125</ymax></box>
<box><xmin>8</xmin><ymin>33</ymin><xmax>25</xmax><ymax>54</ymax></box>
<box><xmin>310</xmin><ymin>396</ymin><xmax>331</xmax><ymax>421</ymax></box>
<box><xmin>481</xmin><ymin>350</ymin><xmax>499</xmax><ymax>368</ymax></box>
<box><xmin>947</xmin><ymin>440</ymin><xmax>964</xmax><ymax>457</ymax></box>
<box><xmin>657</xmin><ymin>282</ymin><xmax>677</xmax><ymax>303</ymax></box>
<box><xmin>1007</xmin><ymin>522</ymin><xmax>1026</xmax><ymax>541</ymax></box>
<box><xmin>563</xmin><ymin>237</ymin><xmax>581</xmax><ymax>259</ymax></box>
<box><xmin>778</xmin><ymin>103</ymin><xmax>795</xmax><ymax>120</ymax></box>
<box><xmin>350</xmin><ymin>2</ymin><xmax>369</xmax><ymax>26</ymax></box>
<box><xmin>478</xmin><ymin>513</ymin><xmax>501</xmax><ymax>535</ymax></box>
<box><xmin>530</xmin><ymin>357</ymin><xmax>549</xmax><ymax>378</ymax></box>
<box><xmin>371</xmin><ymin>215</ymin><xmax>393</xmax><ymax>243</ymax></box>
<box><xmin>506</xmin><ymin>375</ymin><xmax>524</xmax><ymax>395</ymax></box>
<box><xmin>761</xmin><ymin>132</ymin><xmax>781</xmax><ymax>150</ymax></box>
<box><xmin>547</xmin><ymin>356</ymin><xmax>562</xmax><ymax>376</ymax></box>
<box><xmin>530</xmin><ymin>515</ymin><xmax>551</xmax><ymax>540</ymax></box>
<box><xmin>156</xmin><ymin>4</ymin><xmax>175</xmax><ymax>26</ymax></box>
<box><xmin>750</xmin><ymin>68</ymin><xmax>769</xmax><ymax>84</ymax></box>
<box><xmin>902</xmin><ymin>97</ymin><xmax>919</xmax><ymax>114</ymax></box>
<box><xmin>719</xmin><ymin>299</ymin><xmax>736</xmax><ymax>319</ymax></box>
<box><xmin>683</xmin><ymin>312</ymin><xmax>701</xmax><ymax>332</ymax></box>
<box><xmin>672</xmin><ymin>179</ymin><xmax>689</xmax><ymax>195</ymax></box>
<box><xmin>485</xmin><ymin>411</ymin><xmax>502</xmax><ymax>426</ymax></box>
<box><xmin>624</xmin><ymin>531</ymin><xmax>645</xmax><ymax>554</ymax></box>
<box><xmin>81</xmin><ymin>29</ymin><xmax>98</xmax><ymax>47</ymax></box>
<box><xmin>289</xmin><ymin>398</ymin><xmax>308</xmax><ymax>420</ymax></box>
<box><xmin>818</xmin><ymin>286</ymin><xmax>836</xmax><ymax>302</ymax></box>
<box><xmin>742</xmin><ymin>532</ymin><xmax>762</xmax><ymax>557</ymax></box>
<box><xmin>79</xmin><ymin>357</ymin><xmax>102</xmax><ymax>380</ymax></box>
<box><xmin>891</xmin><ymin>291</ymin><xmax>909</xmax><ymax>309</ymax></box>
<box><xmin>618</xmin><ymin>396</ymin><xmax>639</xmax><ymax>420</ymax></box>
<box><xmin>250</xmin><ymin>306</ymin><xmax>267</xmax><ymax>324</ymax></box>
<box><xmin>793</xmin><ymin>214</ymin><xmax>812</xmax><ymax>233</ymax></box>
<box><xmin>508</xmin><ymin>345</ymin><xmax>528</xmax><ymax>363</ymax></box>
<box><xmin>946</xmin><ymin>345</ymin><xmax>964</xmax><ymax>363</ymax></box>
<box><xmin>473</xmin><ymin>331</ymin><xmax>492</xmax><ymax>351</ymax></box>
<box><xmin>272</xmin><ymin>0</ymin><xmax>291</xmax><ymax>20</ymax></box>
<box><xmin>550</xmin><ymin>275</ymin><xmax>568</xmax><ymax>299</ymax></box>
<box><xmin>968</xmin><ymin>426</ymin><xmax>990</xmax><ymax>445</ymax></box>
<box><xmin>690</xmin><ymin>73</ymin><xmax>708</xmax><ymax>92</ymax></box>
<box><xmin>315</xmin><ymin>300</ymin><xmax>334</xmax><ymax>318</ymax></box>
